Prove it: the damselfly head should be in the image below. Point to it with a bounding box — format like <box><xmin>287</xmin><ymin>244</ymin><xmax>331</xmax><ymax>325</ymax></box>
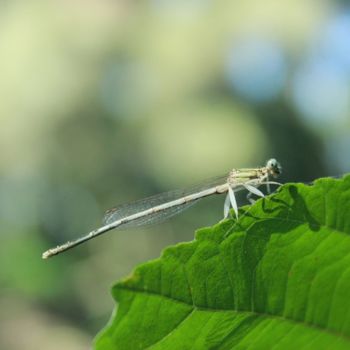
<box><xmin>266</xmin><ymin>158</ymin><xmax>282</xmax><ymax>177</ymax></box>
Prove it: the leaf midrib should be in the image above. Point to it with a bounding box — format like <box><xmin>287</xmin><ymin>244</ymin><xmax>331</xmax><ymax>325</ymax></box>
<box><xmin>117</xmin><ymin>286</ymin><xmax>350</xmax><ymax>343</ymax></box>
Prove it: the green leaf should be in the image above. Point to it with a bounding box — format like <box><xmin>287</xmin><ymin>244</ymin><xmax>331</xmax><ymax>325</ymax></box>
<box><xmin>94</xmin><ymin>175</ymin><xmax>350</xmax><ymax>350</ymax></box>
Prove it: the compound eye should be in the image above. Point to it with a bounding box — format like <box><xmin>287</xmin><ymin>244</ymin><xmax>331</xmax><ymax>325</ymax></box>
<box><xmin>266</xmin><ymin>158</ymin><xmax>282</xmax><ymax>176</ymax></box>
<box><xmin>268</xmin><ymin>158</ymin><xmax>277</xmax><ymax>167</ymax></box>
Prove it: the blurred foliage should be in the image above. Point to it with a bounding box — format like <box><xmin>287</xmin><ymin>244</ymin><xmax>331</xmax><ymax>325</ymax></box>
<box><xmin>0</xmin><ymin>0</ymin><xmax>349</xmax><ymax>348</ymax></box>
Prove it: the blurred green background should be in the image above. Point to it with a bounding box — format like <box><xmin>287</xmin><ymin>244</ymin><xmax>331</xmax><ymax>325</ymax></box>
<box><xmin>0</xmin><ymin>1</ymin><xmax>349</xmax><ymax>348</ymax></box>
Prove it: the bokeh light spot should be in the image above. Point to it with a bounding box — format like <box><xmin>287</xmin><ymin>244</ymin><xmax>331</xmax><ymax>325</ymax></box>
<box><xmin>225</xmin><ymin>37</ymin><xmax>287</xmax><ymax>102</ymax></box>
<box><xmin>292</xmin><ymin>60</ymin><xmax>350</xmax><ymax>125</ymax></box>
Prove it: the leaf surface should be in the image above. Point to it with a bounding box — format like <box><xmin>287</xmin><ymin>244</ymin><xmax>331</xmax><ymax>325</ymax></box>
<box><xmin>95</xmin><ymin>175</ymin><xmax>350</xmax><ymax>350</ymax></box>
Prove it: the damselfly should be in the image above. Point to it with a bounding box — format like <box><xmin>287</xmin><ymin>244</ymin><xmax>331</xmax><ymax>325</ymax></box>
<box><xmin>42</xmin><ymin>158</ymin><xmax>282</xmax><ymax>259</ymax></box>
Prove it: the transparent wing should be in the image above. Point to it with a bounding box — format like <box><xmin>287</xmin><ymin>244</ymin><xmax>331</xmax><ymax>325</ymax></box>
<box><xmin>102</xmin><ymin>174</ymin><xmax>229</xmax><ymax>229</ymax></box>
